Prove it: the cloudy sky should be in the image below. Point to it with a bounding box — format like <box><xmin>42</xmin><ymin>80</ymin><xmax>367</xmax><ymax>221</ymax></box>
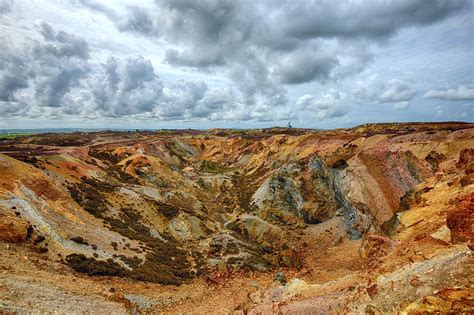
<box><xmin>0</xmin><ymin>0</ymin><xmax>473</xmax><ymax>129</ymax></box>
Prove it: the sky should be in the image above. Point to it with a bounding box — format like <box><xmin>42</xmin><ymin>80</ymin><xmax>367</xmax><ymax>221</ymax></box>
<box><xmin>0</xmin><ymin>0</ymin><xmax>473</xmax><ymax>130</ymax></box>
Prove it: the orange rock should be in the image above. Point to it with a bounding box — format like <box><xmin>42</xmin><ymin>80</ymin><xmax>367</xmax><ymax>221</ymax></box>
<box><xmin>0</xmin><ymin>214</ymin><xmax>29</xmax><ymax>243</ymax></box>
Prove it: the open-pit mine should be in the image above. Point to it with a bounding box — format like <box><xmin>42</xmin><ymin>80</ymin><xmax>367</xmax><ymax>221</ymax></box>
<box><xmin>0</xmin><ymin>122</ymin><xmax>473</xmax><ymax>313</ymax></box>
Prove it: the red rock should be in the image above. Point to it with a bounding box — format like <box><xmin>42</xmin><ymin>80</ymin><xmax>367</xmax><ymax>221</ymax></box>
<box><xmin>366</xmin><ymin>284</ymin><xmax>378</xmax><ymax>298</ymax></box>
<box><xmin>447</xmin><ymin>192</ymin><xmax>474</xmax><ymax>245</ymax></box>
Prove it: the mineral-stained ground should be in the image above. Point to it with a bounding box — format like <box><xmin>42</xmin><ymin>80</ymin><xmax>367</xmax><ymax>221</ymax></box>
<box><xmin>0</xmin><ymin>122</ymin><xmax>472</xmax><ymax>314</ymax></box>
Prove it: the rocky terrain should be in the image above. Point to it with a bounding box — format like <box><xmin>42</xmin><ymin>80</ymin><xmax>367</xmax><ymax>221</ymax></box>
<box><xmin>0</xmin><ymin>122</ymin><xmax>472</xmax><ymax>314</ymax></box>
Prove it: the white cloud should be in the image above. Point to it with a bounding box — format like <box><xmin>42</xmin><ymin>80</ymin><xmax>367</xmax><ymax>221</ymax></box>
<box><xmin>378</xmin><ymin>79</ymin><xmax>417</xmax><ymax>103</ymax></box>
<box><xmin>423</xmin><ymin>86</ymin><xmax>474</xmax><ymax>101</ymax></box>
<box><xmin>354</xmin><ymin>77</ymin><xmax>417</xmax><ymax>104</ymax></box>
<box><xmin>393</xmin><ymin>101</ymin><xmax>409</xmax><ymax>110</ymax></box>
<box><xmin>295</xmin><ymin>90</ymin><xmax>348</xmax><ymax>118</ymax></box>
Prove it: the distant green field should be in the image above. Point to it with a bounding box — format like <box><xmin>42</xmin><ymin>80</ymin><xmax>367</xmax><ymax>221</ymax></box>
<box><xmin>0</xmin><ymin>132</ymin><xmax>32</xmax><ymax>140</ymax></box>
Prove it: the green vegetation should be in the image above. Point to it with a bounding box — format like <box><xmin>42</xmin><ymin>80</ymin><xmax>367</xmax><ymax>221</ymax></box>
<box><xmin>200</xmin><ymin>160</ymin><xmax>237</xmax><ymax>174</ymax></box>
<box><xmin>200</xmin><ymin>160</ymin><xmax>226</xmax><ymax>173</ymax></box>
<box><xmin>0</xmin><ymin>132</ymin><xmax>32</xmax><ymax>140</ymax></box>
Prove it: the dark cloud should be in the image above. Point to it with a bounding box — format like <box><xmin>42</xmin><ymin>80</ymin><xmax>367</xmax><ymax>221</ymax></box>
<box><xmin>88</xmin><ymin>56</ymin><xmax>163</xmax><ymax>116</ymax></box>
<box><xmin>0</xmin><ymin>54</ymin><xmax>28</xmax><ymax>102</ymax></box>
<box><xmin>282</xmin><ymin>0</ymin><xmax>466</xmax><ymax>39</ymax></box>
<box><xmin>0</xmin><ymin>0</ymin><xmax>14</xmax><ymax>14</ymax></box>
<box><xmin>164</xmin><ymin>48</ymin><xmax>225</xmax><ymax>68</ymax></box>
<box><xmin>32</xmin><ymin>23</ymin><xmax>90</xmax><ymax>108</ymax></box>
<box><xmin>36</xmin><ymin>22</ymin><xmax>90</xmax><ymax>59</ymax></box>
<box><xmin>0</xmin><ymin>74</ymin><xmax>27</xmax><ymax>102</ymax></box>
<box><xmin>114</xmin><ymin>1</ymin><xmax>466</xmax><ymax>68</ymax></box>
<box><xmin>196</xmin><ymin>87</ymin><xmax>233</xmax><ymax>116</ymax></box>
<box><xmin>277</xmin><ymin>50</ymin><xmax>339</xmax><ymax>84</ymax></box>
<box><xmin>156</xmin><ymin>0</ymin><xmax>250</xmax><ymax>45</ymax></box>
<box><xmin>0</xmin><ymin>22</ymin><xmax>90</xmax><ymax>110</ymax></box>
<box><xmin>117</xmin><ymin>6</ymin><xmax>155</xmax><ymax>35</ymax></box>
<box><xmin>0</xmin><ymin>24</ymin><xmax>162</xmax><ymax>116</ymax></box>
<box><xmin>228</xmin><ymin>51</ymin><xmax>287</xmax><ymax>107</ymax></box>
<box><xmin>35</xmin><ymin>68</ymin><xmax>87</xmax><ymax>108</ymax></box>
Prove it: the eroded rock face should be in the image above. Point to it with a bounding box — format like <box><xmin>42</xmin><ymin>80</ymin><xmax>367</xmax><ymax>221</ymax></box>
<box><xmin>425</xmin><ymin>150</ymin><xmax>446</xmax><ymax>172</ymax></box>
<box><xmin>252</xmin><ymin>165</ymin><xmax>310</xmax><ymax>227</ymax></box>
<box><xmin>457</xmin><ymin>148</ymin><xmax>474</xmax><ymax>174</ymax></box>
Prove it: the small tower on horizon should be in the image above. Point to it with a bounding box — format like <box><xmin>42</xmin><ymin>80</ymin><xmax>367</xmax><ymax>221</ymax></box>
<box><xmin>288</xmin><ymin>121</ymin><xmax>292</xmax><ymax>128</ymax></box>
